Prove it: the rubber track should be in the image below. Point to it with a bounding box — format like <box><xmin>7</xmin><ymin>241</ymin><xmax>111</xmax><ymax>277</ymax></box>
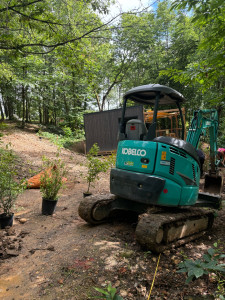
<box><xmin>135</xmin><ymin>208</ymin><xmax>214</xmax><ymax>253</ymax></box>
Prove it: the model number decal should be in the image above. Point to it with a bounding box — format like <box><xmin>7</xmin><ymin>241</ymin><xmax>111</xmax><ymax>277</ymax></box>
<box><xmin>160</xmin><ymin>161</ymin><xmax>170</xmax><ymax>166</ymax></box>
<box><xmin>124</xmin><ymin>161</ymin><xmax>134</xmax><ymax>166</ymax></box>
<box><xmin>122</xmin><ymin>148</ymin><xmax>146</xmax><ymax>157</ymax></box>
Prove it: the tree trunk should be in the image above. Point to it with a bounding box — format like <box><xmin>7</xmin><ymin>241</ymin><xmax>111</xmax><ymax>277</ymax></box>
<box><xmin>63</xmin><ymin>93</ymin><xmax>70</xmax><ymax>125</ymax></box>
<box><xmin>6</xmin><ymin>96</ymin><xmax>14</xmax><ymax>120</ymax></box>
<box><xmin>3</xmin><ymin>99</ymin><xmax>8</xmax><ymax>119</ymax></box>
<box><xmin>0</xmin><ymin>101</ymin><xmax>4</xmax><ymax>120</ymax></box>
<box><xmin>25</xmin><ymin>88</ymin><xmax>30</xmax><ymax>122</ymax></box>
<box><xmin>43</xmin><ymin>103</ymin><xmax>49</xmax><ymax>125</ymax></box>
<box><xmin>52</xmin><ymin>88</ymin><xmax>57</xmax><ymax>125</ymax></box>
<box><xmin>39</xmin><ymin>104</ymin><xmax>42</xmax><ymax>124</ymax></box>
<box><xmin>22</xmin><ymin>84</ymin><xmax>26</xmax><ymax>126</ymax></box>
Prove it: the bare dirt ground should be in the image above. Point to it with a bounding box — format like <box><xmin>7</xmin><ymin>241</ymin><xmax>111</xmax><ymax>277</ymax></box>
<box><xmin>0</xmin><ymin>122</ymin><xmax>225</xmax><ymax>300</ymax></box>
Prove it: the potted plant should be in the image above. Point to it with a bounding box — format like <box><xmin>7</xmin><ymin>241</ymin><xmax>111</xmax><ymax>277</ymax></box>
<box><xmin>0</xmin><ymin>145</ymin><xmax>24</xmax><ymax>228</ymax></box>
<box><xmin>40</xmin><ymin>154</ymin><xmax>67</xmax><ymax>215</ymax></box>
<box><xmin>84</xmin><ymin>143</ymin><xmax>110</xmax><ymax>197</ymax></box>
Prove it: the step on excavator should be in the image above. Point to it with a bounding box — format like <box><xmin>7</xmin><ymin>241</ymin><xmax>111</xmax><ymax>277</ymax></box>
<box><xmin>79</xmin><ymin>84</ymin><xmax>223</xmax><ymax>253</ymax></box>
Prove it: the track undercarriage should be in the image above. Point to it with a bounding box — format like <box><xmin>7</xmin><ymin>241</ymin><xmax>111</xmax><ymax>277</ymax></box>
<box><xmin>78</xmin><ymin>194</ymin><xmax>215</xmax><ymax>253</ymax></box>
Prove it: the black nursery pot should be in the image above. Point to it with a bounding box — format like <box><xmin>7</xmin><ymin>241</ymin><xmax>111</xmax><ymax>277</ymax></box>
<box><xmin>42</xmin><ymin>199</ymin><xmax>58</xmax><ymax>215</ymax></box>
<box><xmin>0</xmin><ymin>213</ymin><xmax>14</xmax><ymax>229</ymax></box>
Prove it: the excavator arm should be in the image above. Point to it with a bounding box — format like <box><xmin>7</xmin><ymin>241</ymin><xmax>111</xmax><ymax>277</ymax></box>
<box><xmin>186</xmin><ymin>109</ymin><xmax>219</xmax><ymax>174</ymax></box>
<box><xmin>187</xmin><ymin>109</ymin><xmax>222</xmax><ymax>203</ymax></box>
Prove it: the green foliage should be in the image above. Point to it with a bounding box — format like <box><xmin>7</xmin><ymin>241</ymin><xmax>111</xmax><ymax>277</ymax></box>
<box><xmin>1</xmin><ymin>0</ymin><xmax>224</xmax><ymax>129</ymax></box>
<box><xmin>0</xmin><ymin>145</ymin><xmax>25</xmax><ymax>215</ymax></box>
<box><xmin>62</xmin><ymin>126</ymin><xmax>73</xmax><ymax>137</ymax></box>
<box><xmin>177</xmin><ymin>243</ymin><xmax>225</xmax><ymax>288</ymax></box>
<box><xmin>94</xmin><ymin>283</ymin><xmax>124</xmax><ymax>300</ymax></box>
<box><xmin>170</xmin><ymin>0</ymin><xmax>225</xmax><ymax>99</ymax></box>
<box><xmin>40</xmin><ymin>154</ymin><xmax>67</xmax><ymax>201</ymax></box>
<box><xmin>85</xmin><ymin>143</ymin><xmax>110</xmax><ymax>193</ymax></box>
<box><xmin>0</xmin><ymin>122</ymin><xmax>8</xmax><ymax>130</ymax></box>
<box><xmin>216</xmin><ymin>278</ymin><xmax>225</xmax><ymax>300</ymax></box>
<box><xmin>106</xmin><ymin>152</ymin><xmax>117</xmax><ymax>168</ymax></box>
<box><xmin>0</xmin><ymin>122</ymin><xmax>8</xmax><ymax>137</ymax></box>
<box><xmin>37</xmin><ymin>130</ymin><xmax>85</xmax><ymax>149</ymax></box>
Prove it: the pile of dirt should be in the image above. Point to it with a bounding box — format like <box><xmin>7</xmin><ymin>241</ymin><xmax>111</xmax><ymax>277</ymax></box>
<box><xmin>0</xmin><ymin>227</ymin><xmax>26</xmax><ymax>259</ymax></box>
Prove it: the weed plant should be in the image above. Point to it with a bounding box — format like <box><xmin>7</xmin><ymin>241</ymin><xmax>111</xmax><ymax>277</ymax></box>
<box><xmin>94</xmin><ymin>282</ymin><xmax>124</xmax><ymax>300</ymax></box>
<box><xmin>177</xmin><ymin>243</ymin><xmax>225</xmax><ymax>299</ymax></box>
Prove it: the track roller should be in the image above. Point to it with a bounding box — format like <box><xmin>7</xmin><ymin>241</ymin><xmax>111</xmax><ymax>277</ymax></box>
<box><xmin>78</xmin><ymin>194</ymin><xmax>115</xmax><ymax>224</ymax></box>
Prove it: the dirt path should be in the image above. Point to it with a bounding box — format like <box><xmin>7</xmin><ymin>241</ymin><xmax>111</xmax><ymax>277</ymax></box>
<box><xmin>0</xmin><ymin>123</ymin><xmax>224</xmax><ymax>300</ymax></box>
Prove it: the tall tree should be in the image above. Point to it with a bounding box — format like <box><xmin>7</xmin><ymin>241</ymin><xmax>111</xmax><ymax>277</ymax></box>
<box><xmin>170</xmin><ymin>0</ymin><xmax>225</xmax><ymax>102</ymax></box>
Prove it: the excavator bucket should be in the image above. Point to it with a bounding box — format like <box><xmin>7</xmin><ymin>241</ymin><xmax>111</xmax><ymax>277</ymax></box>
<box><xmin>204</xmin><ymin>173</ymin><xmax>223</xmax><ymax>195</ymax></box>
<box><xmin>196</xmin><ymin>172</ymin><xmax>223</xmax><ymax>209</ymax></box>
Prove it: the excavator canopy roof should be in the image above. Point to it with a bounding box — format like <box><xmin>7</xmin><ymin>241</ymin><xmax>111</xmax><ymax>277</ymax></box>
<box><xmin>124</xmin><ymin>84</ymin><xmax>185</xmax><ymax>105</ymax></box>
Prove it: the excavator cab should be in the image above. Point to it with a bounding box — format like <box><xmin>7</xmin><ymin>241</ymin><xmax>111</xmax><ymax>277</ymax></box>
<box><xmin>118</xmin><ymin>84</ymin><xmax>185</xmax><ymax>142</ymax></box>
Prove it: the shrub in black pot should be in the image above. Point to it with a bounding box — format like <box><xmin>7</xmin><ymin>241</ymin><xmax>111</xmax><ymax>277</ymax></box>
<box><xmin>40</xmin><ymin>154</ymin><xmax>67</xmax><ymax>215</ymax></box>
<box><xmin>0</xmin><ymin>146</ymin><xmax>24</xmax><ymax>229</ymax></box>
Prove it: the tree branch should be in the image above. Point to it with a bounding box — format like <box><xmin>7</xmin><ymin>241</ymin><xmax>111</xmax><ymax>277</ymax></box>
<box><xmin>0</xmin><ymin>0</ymin><xmax>45</xmax><ymax>13</ymax></box>
<box><xmin>0</xmin><ymin>13</ymin><xmax>123</xmax><ymax>53</ymax></box>
<box><xmin>10</xmin><ymin>7</ymin><xmax>65</xmax><ymax>26</ymax></box>
<box><xmin>100</xmin><ymin>57</ymin><xmax>133</xmax><ymax>110</ymax></box>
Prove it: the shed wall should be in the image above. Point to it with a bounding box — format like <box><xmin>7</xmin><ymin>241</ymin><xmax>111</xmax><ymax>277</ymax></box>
<box><xmin>84</xmin><ymin>106</ymin><xmax>143</xmax><ymax>153</ymax></box>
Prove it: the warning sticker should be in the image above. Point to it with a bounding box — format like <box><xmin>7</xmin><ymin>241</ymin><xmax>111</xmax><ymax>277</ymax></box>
<box><xmin>142</xmin><ymin>165</ymin><xmax>147</xmax><ymax>168</ymax></box>
<box><xmin>161</xmin><ymin>151</ymin><xmax>167</xmax><ymax>160</ymax></box>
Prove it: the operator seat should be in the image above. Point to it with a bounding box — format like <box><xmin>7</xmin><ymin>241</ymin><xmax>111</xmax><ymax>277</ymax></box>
<box><xmin>153</xmin><ymin>136</ymin><xmax>200</xmax><ymax>164</ymax></box>
<box><xmin>126</xmin><ymin>119</ymin><xmax>147</xmax><ymax>140</ymax></box>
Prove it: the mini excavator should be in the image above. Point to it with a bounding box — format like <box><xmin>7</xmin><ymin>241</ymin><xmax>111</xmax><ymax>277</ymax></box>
<box><xmin>79</xmin><ymin>84</ymin><xmax>223</xmax><ymax>253</ymax></box>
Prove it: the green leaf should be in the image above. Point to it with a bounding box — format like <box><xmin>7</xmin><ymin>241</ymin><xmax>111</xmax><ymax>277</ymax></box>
<box><xmin>114</xmin><ymin>295</ymin><xmax>124</xmax><ymax>300</ymax></box>
<box><xmin>186</xmin><ymin>275</ymin><xmax>195</xmax><ymax>284</ymax></box>
<box><xmin>94</xmin><ymin>287</ymin><xmax>109</xmax><ymax>296</ymax></box>
<box><xmin>203</xmin><ymin>254</ymin><xmax>211</xmax><ymax>262</ymax></box>
<box><xmin>109</xmin><ymin>288</ymin><xmax>116</xmax><ymax>298</ymax></box>
<box><xmin>184</xmin><ymin>260</ymin><xmax>195</xmax><ymax>268</ymax></box>
<box><xmin>177</xmin><ymin>268</ymin><xmax>188</xmax><ymax>273</ymax></box>
<box><xmin>187</xmin><ymin>269</ymin><xmax>194</xmax><ymax>277</ymax></box>
<box><xmin>207</xmin><ymin>248</ymin><xmax>215</xmax><ymax>257</ymax></box>
<box><xmin>193</xmin><ymin>267</ymin><xmax>204</xmax><ymax>278</ymax></box>
<box><xmin>204</xmin><ymin>261</ymin><xmax>217</xmax><ymax>269</ymax></box>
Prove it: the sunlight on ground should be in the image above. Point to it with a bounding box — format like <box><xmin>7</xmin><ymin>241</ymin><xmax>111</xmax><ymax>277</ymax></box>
<box><xmin>94</xmin><ymin>240</ymin><xmax>121</xmax><ymax>250</ymax></box>
<box><xmin>0</xmin><ymin>274</ymin><xmax>21</xmax><ymax>298</ymax></box>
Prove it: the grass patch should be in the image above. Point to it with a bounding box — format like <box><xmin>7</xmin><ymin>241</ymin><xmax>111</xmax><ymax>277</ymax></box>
<box><xmin>37</xmin><ymin>130</ymin><xmax>84</xmax><ymax>149</ymax></box>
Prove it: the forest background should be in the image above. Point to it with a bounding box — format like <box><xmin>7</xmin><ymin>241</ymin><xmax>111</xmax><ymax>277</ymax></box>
<box><xmin>0</xmin><ymin>0</ymin><xmax>225</xmax><ymax>145</ymax></box>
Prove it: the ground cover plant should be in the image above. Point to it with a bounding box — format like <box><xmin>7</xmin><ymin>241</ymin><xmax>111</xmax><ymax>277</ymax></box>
<box><xmin>178</xmin><ymin>243</ymin><xmax>225</xmax><ymax>299</ymax></box>
<box><xmin>37</xmin><ymin>127</ymin><xmax>85</xmax><ymax>149</ymax></box>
